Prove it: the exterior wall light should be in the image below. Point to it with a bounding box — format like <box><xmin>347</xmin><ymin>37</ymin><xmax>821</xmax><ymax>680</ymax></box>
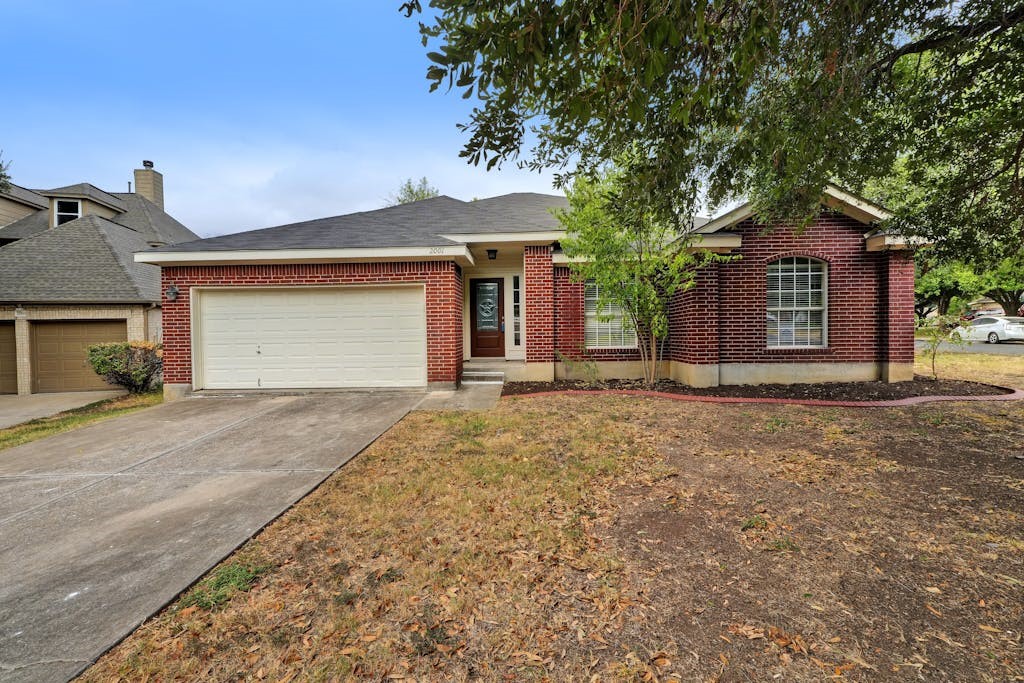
<box><xmin>486</xmin><ymin>249</ymin><xmax>498</xmax><ymax>260</ymax></box>
<box><xmin>165</xmin><ymin>285</ymin><xmax>180</xmax><ymax>301</ymax></box>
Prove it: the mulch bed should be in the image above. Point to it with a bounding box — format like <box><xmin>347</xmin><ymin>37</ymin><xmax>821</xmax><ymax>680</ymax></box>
<box><xmin>502</xmin><ymin>375</ymin><xmax>1014</xmax><ymax>401</ymax></box>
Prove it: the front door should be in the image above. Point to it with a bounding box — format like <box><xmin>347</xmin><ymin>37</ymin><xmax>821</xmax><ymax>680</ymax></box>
<box><xmin>470</xmin><ymin>278</ymin><xmax>504</xmax><ymax>357</ymax></box>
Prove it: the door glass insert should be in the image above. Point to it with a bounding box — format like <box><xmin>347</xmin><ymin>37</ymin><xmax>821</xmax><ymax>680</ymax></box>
<box><xmin>512</xmin><ymin>275</ymin><xmax>522</xmax><ymax>346</ymax></box>
<box><xmin>476</xmin><ymin>282</ymin><xmax>499</xmax><ymax>331</ymax></box>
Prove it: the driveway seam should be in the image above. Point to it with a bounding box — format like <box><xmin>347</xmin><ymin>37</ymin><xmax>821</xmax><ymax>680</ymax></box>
<box><xmin>0</xmin><ymin>398</ymin><xmax>302</xmax><ymax>527</ymax></box>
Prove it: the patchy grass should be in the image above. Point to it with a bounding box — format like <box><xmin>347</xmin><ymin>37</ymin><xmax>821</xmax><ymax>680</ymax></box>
<box><xmin>179</xmin><ymin>562</ymin><xmax>269</xmax><ymax>611</ymax></box>
<box><xmin>82</xmin><ymin>352</ymin><xmax>1023</xmax><ymax>681</ymax></box>
<box><xmin>915</xmin><ymin>349</ymin><xmax>1024</xmax><ymax>389</ymax></box>
<box><xmin>0</xmin><ymin>391</ymin><xmax>162</xmax><ymax>452</ymax></box>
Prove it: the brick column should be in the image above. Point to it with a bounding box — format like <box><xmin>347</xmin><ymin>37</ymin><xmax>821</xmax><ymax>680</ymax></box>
<box><xmin>668</xmin><ymin>263</ymin><xmax>721</xmax><ymax>387</ymax></box>
<box><xmin>14</xmin><ymin>310</ymin><xmax>31</xmax><ymax>395</ymax></box>
<box><xmin>524</xmin><ymin>245</ymin><xmax>555</xmax><ymax>380</ymax></box>
<box><xmin>884</xmin><ymin>251</ymin><xmax>915</xmax><ymax>382</ymax></box>
<box><xmin>425</xmin><ymin>262</ymin><xmax>463</xmax><ymax>387</ymax></box>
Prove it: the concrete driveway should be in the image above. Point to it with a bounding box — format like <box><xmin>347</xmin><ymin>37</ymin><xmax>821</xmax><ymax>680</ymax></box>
<box><xmin>0</xmin><ymin>392</ymin><xmax>421</xmax><ymax>683</ymax></box>
<box><xmin>0</xmin><ymin>390</ymin><xmax>125</xmax><ymax>430</ymax></box>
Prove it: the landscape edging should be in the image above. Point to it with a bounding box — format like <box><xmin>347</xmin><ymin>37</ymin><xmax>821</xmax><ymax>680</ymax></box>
<box><xmin>502</xmin><ymin>386</ymin><xmax>1024</xmax><ymax>408</ymax></box>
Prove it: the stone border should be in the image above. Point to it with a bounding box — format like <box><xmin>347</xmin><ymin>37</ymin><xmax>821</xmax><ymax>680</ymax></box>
<box><xmin>502</xmin><ymin>386</ymin><xmax>1024</xmax><ymax>408</ymax></box>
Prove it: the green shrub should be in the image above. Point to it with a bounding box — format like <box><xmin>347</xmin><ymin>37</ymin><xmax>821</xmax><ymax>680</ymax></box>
<box><xmin>86</xmin><ymin>341</ymin><xmax>162</xmax><ymax>393</ymax></box>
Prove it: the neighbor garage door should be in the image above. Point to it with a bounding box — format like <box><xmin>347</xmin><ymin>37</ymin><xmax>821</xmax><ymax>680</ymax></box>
<box><xmin>32</xmin><ymin>321</ymin><xmax>126</xmax><ymax>393</ymax></box>
<box><xmin>196</xmin><ymin>286</ymin><xmax>427</xmax><ymax>389</ymax></box>
<box><xmin>0</xmin><ymin>323</ymin><xmax>16</xmax><ymax>394</ymax></box>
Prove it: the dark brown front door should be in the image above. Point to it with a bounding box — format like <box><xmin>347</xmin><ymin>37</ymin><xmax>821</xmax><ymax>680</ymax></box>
<box><xmin>470</xmin><ymin>278</ymin><xmax>504</xmax><ymax>357</ymax></box>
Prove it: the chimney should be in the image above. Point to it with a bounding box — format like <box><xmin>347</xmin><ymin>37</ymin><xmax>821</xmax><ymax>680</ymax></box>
<box><xmin>133</xmin><ymin>160</ymin><xmax>164</xmax><ymax>209</ymax></box>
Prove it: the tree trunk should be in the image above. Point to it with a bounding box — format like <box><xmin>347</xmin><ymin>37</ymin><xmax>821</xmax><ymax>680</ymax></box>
<box><xmin>988</xmin><ymin>290</ymin><xmax>1023</xmax><ymax>315</ymax></box>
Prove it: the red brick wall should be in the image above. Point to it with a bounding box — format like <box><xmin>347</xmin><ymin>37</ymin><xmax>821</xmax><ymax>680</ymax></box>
<box><xmin>716</xmin><ymin>213</ymin><xmax>888</xmax><ymax>364</ymax></box>
<box><xmin>160</xmin><ymin>261</ymin><xmax>463</xmax><ymax>386</ymax></box>
<box><xmin>669</xmin><ymin>264</ymin><xmax>721</xmax><ymax>365</ymax></box>
<box><xmin>553</xmin><ymin>266</ymin><xmax>642</xmax><ymax>361</ymax></box>
<box><xmin>524</xmin><ymin>246</ymin><xmax>555</xmax><ymax>363</ymax></box>
<box><xmin>885</xmin><ymin>252</ymin><xmax>916</xmax><ymax>364</ymax></box>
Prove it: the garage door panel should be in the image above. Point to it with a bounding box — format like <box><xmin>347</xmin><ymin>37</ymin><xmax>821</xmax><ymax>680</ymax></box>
<box><xmin>197</xmin><ymin>287</ymin><xmax>428</xmax><ymax>389</ymax></box>
<box><xmin>32</xmin><ymin>321</ymin><xmax>127</xmax><ymax>392</ymax></box>
<box><xmin>0</xmin><ymin>323</ymin><xmax>16</xmax><ymax>394</ymax></box>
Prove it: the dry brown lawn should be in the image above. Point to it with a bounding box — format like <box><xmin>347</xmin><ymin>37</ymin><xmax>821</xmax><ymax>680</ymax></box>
<box><xmin>81</xmin><ymin>352</ymin><xmax>1023</xmax><ymax>682</ymax></box>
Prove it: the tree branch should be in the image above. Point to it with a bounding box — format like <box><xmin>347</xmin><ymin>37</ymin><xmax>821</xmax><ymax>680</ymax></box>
<box><xmin>872</xmin><ymin>4</ymin><xmax>1024</xmax><ymax>74</ymax></box>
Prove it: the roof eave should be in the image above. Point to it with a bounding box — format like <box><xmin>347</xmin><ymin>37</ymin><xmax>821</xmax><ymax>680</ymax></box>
<box><xmin>135</xmin><ymin>245</ymin><xmax>477</xmax><ymax>267</ymax></box>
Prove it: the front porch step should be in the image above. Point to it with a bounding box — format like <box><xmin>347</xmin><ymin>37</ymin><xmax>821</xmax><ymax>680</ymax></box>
<box><xmin>462</xmin><ymin>370</ymin><xmax>505</xmax><ymax>385</ymax></box>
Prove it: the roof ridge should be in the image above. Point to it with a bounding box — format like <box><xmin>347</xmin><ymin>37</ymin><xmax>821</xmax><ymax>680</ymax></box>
<box><xmin>91</xmin><ymin>217</ymin><xmax>151</xmax><ymax>301</ymax></box>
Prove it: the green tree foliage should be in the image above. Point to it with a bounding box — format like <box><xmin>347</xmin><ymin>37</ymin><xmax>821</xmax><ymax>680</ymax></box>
<box><xmin>914</xmin><ymin>258</ymin><xmax>978</xmax><ymax>318</ymax></box>
<box><xmin>384</xmin><ymin>177</ymin><xmax>440</xmax><ymax>206</ymax></box>
<box><xmin>557</xmin><ymin>159</ymin><xmax>725</xmax><ymax>384</ymax></box>
<box><xmin>403</xmin><ymin>1</ymin><xmax>1024</xmax><ymax>244</ymax></box>
<box><xmin>974</xmin><ymin>255</ymin><xmax>1024</xmax><ymax>315</ymax></box>
<box><xmin>86</xmin><ymin>341</ymin><xmax>163</xmax><ymax>393</ymax></box>
<box><xmin>0</xmin><ymin>151</ymin><xmax>11</xmax><ymax>194</ymax></box>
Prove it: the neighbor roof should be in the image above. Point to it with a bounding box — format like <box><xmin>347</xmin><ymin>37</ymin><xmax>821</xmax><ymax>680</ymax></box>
<box><xmin>145</xmin><ymin>193</ymin><xmax>569</xmax><ymax>253</ymax></box>
<box><xmin>35</xmin><ymin>183</ymin><xmax>127</xmax><ymax>212</ymax></box>
<box><xmin>0</xmin><ymin>190</ymin><xmax>199</xmax><ymax>245</ymax></box>
<box><xmin>1</xmin><ymin>184</ymin><xmax>48</xmax><ymax>210</ymax></box>
<box><xmin>0</xmin><ymin>215</ymin><xmax>160</xmax><ymax>304</ymax></box>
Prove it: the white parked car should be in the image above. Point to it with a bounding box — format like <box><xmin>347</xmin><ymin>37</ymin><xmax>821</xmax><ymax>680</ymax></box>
<box><xmin>955</xmin><ymin>316</ymin><xmax>1024</xmax><ymax>343</ymax></box>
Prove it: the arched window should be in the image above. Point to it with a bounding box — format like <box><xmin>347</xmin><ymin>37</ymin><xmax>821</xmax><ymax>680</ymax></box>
<box><xmin>766</xmin><ymin>257</ymin><xmax>827</xmax><ymax>347</ymax></box>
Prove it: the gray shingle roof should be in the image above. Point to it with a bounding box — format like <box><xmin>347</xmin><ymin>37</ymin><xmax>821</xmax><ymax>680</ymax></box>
<box><xmin>0</xmin><ymin>192</ymin><xmax>199</xmax><ymax>245</ymax></box>
<box><xmin>0</xmin><ymin>215</ymin><xmax>160</xmax><ymax>303</ymax></box>
<box><xmin>0</xmin><ymin>210</ymin><xmax>49</xmax><ymax>240</ymax></box>
<box><xmin>35</xmin><ymin>183</ymin><xmax>126</xmax><ymax>211</ymax></box>
<box><xmin>1</xmin><ymin>184</ymin><xmax>48</xmax><ymax>210</ymax></box>
<box><xmin>466</xmin><ymin>192</ymin><xmax>568</xmax><ymax>232</ymax></box>
<box><xmin>109</xmin><ymin>193</ymin><xmax>199</xmax><ymax>245</ymax></box>
<box><xmin>148</xmin><ymin>192</ymin><xmax>569</xmax><ymax>253</ymax></box>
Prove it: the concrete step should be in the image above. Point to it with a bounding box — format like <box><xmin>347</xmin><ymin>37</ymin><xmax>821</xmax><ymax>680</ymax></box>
<box><xmin>462</xmin><ymin>370</ymin><xmax>505</xmax><ymax>385</ymax></box>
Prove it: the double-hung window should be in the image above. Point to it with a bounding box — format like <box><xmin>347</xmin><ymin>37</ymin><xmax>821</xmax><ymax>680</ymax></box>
<box><xmin>766</xmin><ymin>257</ymin><xmax>827</xmax><ymax>347</ymax></box>
<box><xmin>54</xmin><ymin>199</ymin><xmax>81</xmax><ymax>226</ymax></box>
<box><xmin>584</xmin><ymin>281</ymin><xmax>637</xmax><ymax>349</ymax></box>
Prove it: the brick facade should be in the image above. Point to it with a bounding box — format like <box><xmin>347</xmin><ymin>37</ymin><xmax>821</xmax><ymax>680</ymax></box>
<box><xmin>669</xmin><ymin>264</ymin><xmax>721</xmax><ymax>366</ymax></box>
<box><xmin>885</xmin><ymin>251</ymin><xmax>916</xmax><ymax>364</ymax></box>
<box><xmin>160</xmin><ymin>261</ymin><xmax>463</xmax><ymax>387</ymax></box>
<box><xmin>553</xmin><ymin>266</ymin><xmax>642</xmax><ymax>362</ymax></box>
<box><xmin>524</xmin><ymin>246</ymin><xmax>555</xmax><ymax>363</ymax></box>
<box><xmin>528</xmin><ymin>212</ymin><xmax>912</xmax><ymax>382</ymax></box>
<box><xmin>717</xmin><ymin>213</ymin><xmax>888</xmax><ymax>366</ymax></box>
<box><xmin>154</xmin><ymin>212</ymin><xmax>915</xmax><ymax>390</ymax></box>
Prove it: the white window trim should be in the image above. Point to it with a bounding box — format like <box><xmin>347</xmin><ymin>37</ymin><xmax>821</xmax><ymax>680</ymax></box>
<box><xmin>584</xmin><ymin>281</ymin><xmax>638</xmax><ymax>350</ymax></box>
<box><xmin>766</xmin><ymin>257</ymin><xmax>829</xmax><ymax>349</ymax></box>
<box><xmin>53</xmin><ymin>199</ymin><xmax>82</xmax><ymax>227</ymax></box>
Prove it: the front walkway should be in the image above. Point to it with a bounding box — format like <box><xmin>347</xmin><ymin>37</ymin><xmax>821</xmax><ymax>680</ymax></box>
<box><xmin>0</xmin><ymin>392</ymin><xmax>420</xmax><ymax>682</ymax></box>
<box><xmin>0</xmin><ymin>390</ymin><xmax>125</xmax><ymax>429</ymax></box>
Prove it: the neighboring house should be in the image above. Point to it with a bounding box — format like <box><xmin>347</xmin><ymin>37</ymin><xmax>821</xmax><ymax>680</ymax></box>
<box><xmin>0</xmin><ymin>162</ymin><xmax>199</xmax><ymax>395</ymax></box>
<box><xmin>138</xmin><ymin>185</ymin><xmax>917</xmax><ymax>400</ymax></box>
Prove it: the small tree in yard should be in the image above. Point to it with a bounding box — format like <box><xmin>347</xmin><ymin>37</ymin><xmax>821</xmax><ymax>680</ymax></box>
<box><xmin>916</xmin><ymin>314</ymin><xmax>966</xmax><ymax>381</ymax></box>
<box><xmin>558</xmin><ymin>162</ymin><xmax>725</xmax><ymax>386</ymax></box>
<box><xmin>87</xmin><ymin>342</ymin><xmax>162</xmax><ymax>393</ymax></box>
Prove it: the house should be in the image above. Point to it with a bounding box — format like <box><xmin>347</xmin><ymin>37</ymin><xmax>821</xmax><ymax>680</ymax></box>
<box><xmin>137</xmin><ymin>185</ymin><xmax>917</xmax><ymax>401</ymax></box>
<box><xmin>0</xmin><ymin>162</ymin><xmax>199</xmax><ymax>394</ymax></box>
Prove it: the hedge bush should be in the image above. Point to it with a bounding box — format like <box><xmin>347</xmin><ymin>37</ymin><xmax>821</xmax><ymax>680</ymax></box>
<box><xmin>86</xmin><ymin>341</ymin><xmax>163</xmax><ymax>393</ymax></box>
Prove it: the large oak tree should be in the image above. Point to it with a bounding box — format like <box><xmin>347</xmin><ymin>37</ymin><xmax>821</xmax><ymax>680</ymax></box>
<box><xmin>402</xmin><ymin>1</ymin><xmax>1024</xmax><ymax>249</ymax></box>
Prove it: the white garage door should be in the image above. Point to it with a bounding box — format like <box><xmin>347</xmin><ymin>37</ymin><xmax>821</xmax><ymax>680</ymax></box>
<box><xmin>196</xmin><ymin>286</ymin><xmax>427</xmax><ymax>389</ymax></box>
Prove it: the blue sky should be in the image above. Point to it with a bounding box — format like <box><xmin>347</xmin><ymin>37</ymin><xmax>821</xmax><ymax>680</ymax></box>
<box><xmin>3</xmin><ymin>1</ymin><xmax>558</xmax><ymax>236</ymax></box>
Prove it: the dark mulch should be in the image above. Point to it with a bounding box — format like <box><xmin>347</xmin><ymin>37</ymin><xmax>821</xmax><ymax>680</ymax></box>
<box><xmin>502</xmin><ymin>375</ymin><xmax>1014</xmax><ymax>401</ymax></box>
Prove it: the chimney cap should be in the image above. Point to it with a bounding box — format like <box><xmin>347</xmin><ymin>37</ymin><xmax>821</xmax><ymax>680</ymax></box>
<box><xmin>142</xmin><ymin>160</ymin><xmax>154</xmax><ymax>169</ymax></box>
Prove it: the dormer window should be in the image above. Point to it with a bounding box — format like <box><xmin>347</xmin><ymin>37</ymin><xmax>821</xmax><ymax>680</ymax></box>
<box><xmin>54</xmin><ymin>199</ymin><xmax>82</xmax><ymax>226</ymax></box>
